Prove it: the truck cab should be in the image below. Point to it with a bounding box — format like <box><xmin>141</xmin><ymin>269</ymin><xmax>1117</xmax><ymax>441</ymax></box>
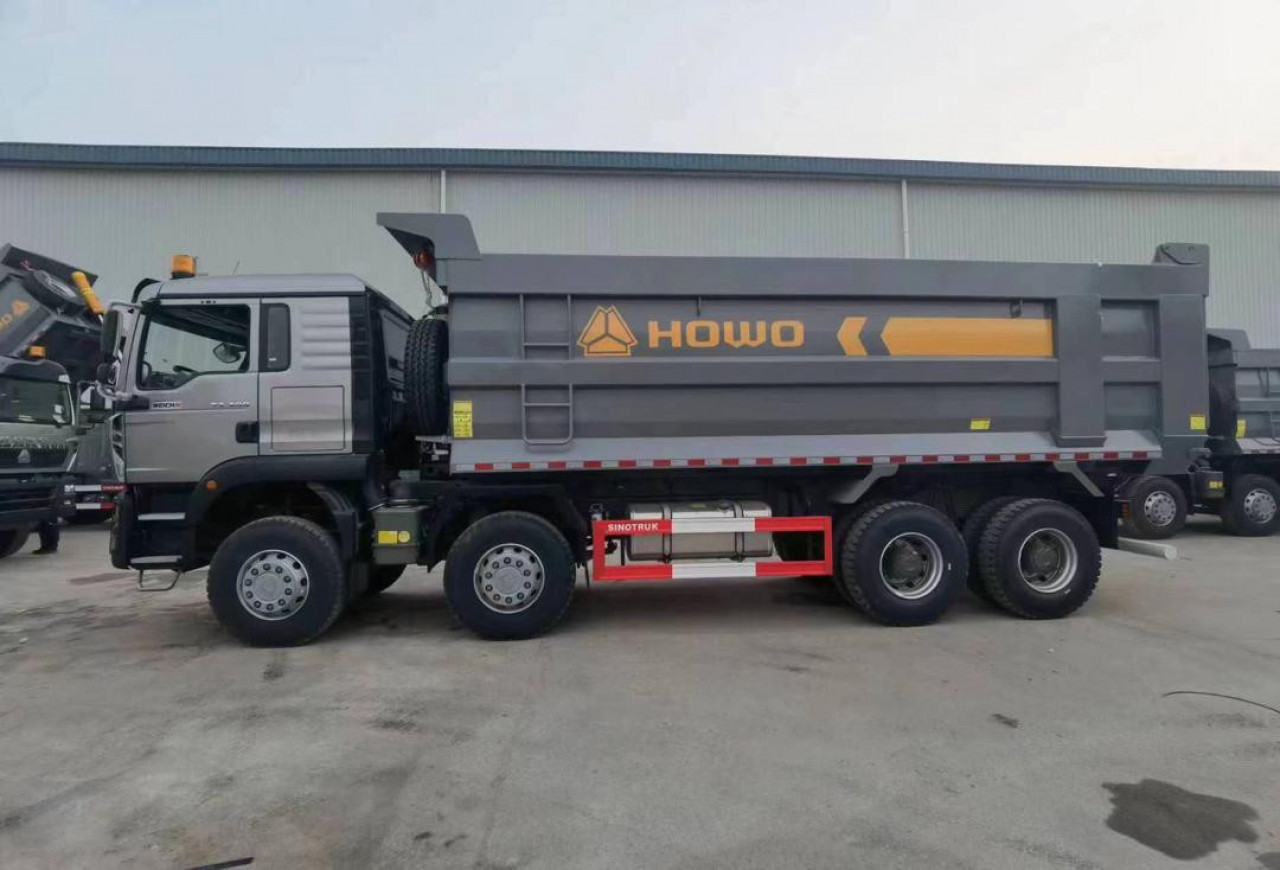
<box><xmin>0</xmin><ymin>356</ymin><xmax>76</xmax><ymax>558</ymax></box>
<box><xmin>100</xmin><ymin>270</ymin><xmax>413</xmax><ymax>580</ymax></box>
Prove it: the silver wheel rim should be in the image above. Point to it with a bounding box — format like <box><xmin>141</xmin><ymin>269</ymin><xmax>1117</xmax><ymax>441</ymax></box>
<box><xmin>474</xmin><ymin>543</ymin><xmax>545</xmax><ymax>614</ymax></box>
<box><xmin>879</xmin><ymin>533</ymin><xmax>945</xmax><ymax>600</ymax></box>
<box><xmin>1242</xmin><ymin>488</ymin><xmax>1277</xmax><ymax>524</ymax></box>
<box><xmin>1017</xmin><ymin>529</ymin><xmax>1077</xmax><ymax>594</ymax></box>
<box><xmin>237</xmin><ymin>549</ymin><xmax>310</xmax><ymax>621</ymax></box>
<box><xmin>1142</xmin><ymin>490</ymin><xmax>1178</xmax><ymax>527</ymax></box>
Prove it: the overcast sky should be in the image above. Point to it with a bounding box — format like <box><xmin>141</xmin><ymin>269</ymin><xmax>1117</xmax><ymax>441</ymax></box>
<box><xmin>3</xmin><ymin>0</ymin><xmax>1279</xmax><ymax>169</ymax></box>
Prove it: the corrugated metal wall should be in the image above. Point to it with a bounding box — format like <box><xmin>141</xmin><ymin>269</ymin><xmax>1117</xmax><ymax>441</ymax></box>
<box><xmin>3</xmin><ymin>166</ymin><xmax>1279</xmax><ymax>342</ymax></box>
<box><xmin>450</xmin><ymin>171</ymin><xmax>903</xmax><ymax>257</ymax></box>
<box><xmin>0</xmin><ymin>168</ymin><xmax>438</xmax><ymax>309</ymax></box>
<box><xmin>908</xmin><ymin>182</ymin><xmax>1280</xmax><ymax>342</ymax></box>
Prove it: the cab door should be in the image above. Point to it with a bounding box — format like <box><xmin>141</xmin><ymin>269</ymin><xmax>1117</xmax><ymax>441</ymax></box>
<box><xmin>124</xmin><ymin>299</ymin><xmax>259</xmax><ymax>484</ymax></box>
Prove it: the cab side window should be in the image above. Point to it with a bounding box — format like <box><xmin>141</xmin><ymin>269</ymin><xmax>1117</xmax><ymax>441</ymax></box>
<box><xmin>138</xmin><ymin>305</ymin><xmax>251</xmax><ymax>391</ymax></box>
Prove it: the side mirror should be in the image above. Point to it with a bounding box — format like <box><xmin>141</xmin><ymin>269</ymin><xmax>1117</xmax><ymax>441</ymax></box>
<box><xmin>78</xmin><ymin>380</ymin><xmax>112</xmax><ymax>424</ymax></box>
<box><xmin>95</xmin><ymin>362</ymin><xmax>114</xmax><ymax>386</ymax></box>
<box><xmin>213</xmin><ymin>342</ymin><xmax>244</xmax><ymax>365</ymax></box>
<box><xmin>100</xmin><ymin>309</ymin><xmax>120</xmax><ymax>361</ymax></box>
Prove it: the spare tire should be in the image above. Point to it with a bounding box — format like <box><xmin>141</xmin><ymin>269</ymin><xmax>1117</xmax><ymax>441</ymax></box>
<box><xmin>23</xmin><ymin>270</ymin><xmax>86</xmax><ymax>313</ymax></box>
<box><xmin>405</xmin><ymin>317</ymin><xmax>449</xmax><ymax>436</ymax></box>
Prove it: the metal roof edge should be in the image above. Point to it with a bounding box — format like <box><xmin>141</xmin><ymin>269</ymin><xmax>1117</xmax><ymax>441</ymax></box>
<box><xmin>2</xmin><ymin>142</ymin><xmax>1280</xmax><ymax>189</ymax></box>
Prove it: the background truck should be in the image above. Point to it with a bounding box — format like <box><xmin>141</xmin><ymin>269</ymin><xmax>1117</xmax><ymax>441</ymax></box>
<box><xmin>0</xmin><ymin>355</ymin><xmax>76</xmax><ymax>558</ymax></box>
<box><xmin>1112</xmin><ymin>328</ymin><xmax>1280</xmax><ymax>539</ymax></box>
<box><xmin>0</xmin><ymin>244</ymin><xmax>120</xmax><ymax>523</ymax></box>
<box><xmin>100</xmin><ymin>215</ymin><xmax>1212</xmax><ymax>644</ymax></box>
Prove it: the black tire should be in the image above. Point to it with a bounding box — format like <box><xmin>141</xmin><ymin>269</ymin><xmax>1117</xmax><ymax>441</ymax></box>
<box><xmin>962</xmin><ymin>496</ymin><xmax>1025</xmax><ymax>602</ymax></box>
<box><xmin>978</xmin><ymin>499</ymin><xmax>1101</xmax><ymax>619</ymax></box>
<box><xmin>207</xmin><ymin>516</ymin><xmax>347</xmax><ymax>646</ymax></box>
<box><xmin>69</xmin><ymin>511</ymin><xmax>112</xmax><ymax>526</ymax></box>
<box><xmin>404</xmin><ymin>317</ymin><xmax>449</xmax><ymax>436</ymax></box>
<box><xmin>444</xmin><ymin>512</ymin><xmax>576</xmax><ymax>640</ymax></box>
<box><xmin>1119</xmin><ymin>476</ymin><xmax>1187</xmax><ymax>540</ymax></box>
<box><xmin>366</xmin><ymin>564</ymin><xmax>407</xmax><ymax>596</ymax></box>
<box><xmin>1219</xmin><ymin>473</ymin><xmax>1280</xmax><ymax>537</ymax></box>
<box><xmin>0</xmin><ymin>528</ymin><xmax>31</xmax><ymax>559</ymax></box>
<box><xmin>22</xmin><ymin>269</ymin><xmax>87</xmax><ymax>313</ymax></box>
<box><xmin>835</xmin><ymin>501</ymin><xmax>967</xmax><ymax>626</ymax></box>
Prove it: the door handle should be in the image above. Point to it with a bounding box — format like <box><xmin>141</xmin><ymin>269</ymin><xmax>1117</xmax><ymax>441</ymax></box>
<box><xmin>235</xmin><ymin>422</ymin><xmax>260</xmax><ymax>444</ymax></box>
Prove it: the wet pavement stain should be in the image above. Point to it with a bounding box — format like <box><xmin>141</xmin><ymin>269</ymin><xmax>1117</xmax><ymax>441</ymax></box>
<box><xmin>1102</xmin><ymin>779</ymin><xmax>1259</xmax><ymax>860</ymax></box>
<box><xmin>991</xmin><ymin>713</ymin><xmax>1020</xmax><ymax>729</ymax></box>
<box><xmin>1257</xmin><ymin>852</ymin><xmax>1280</xmax><ymax>869</ymax></box>
<box><xmin>261</xmin><ymin>652</ymin><xmax>286</xmax><ymax>681</ymax></box>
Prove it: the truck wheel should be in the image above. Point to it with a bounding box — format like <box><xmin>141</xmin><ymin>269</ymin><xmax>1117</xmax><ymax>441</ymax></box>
<box><xmin>978</xmin><ymin>499</ymin><xmax>1101</xmax><ymax>619</ymax></box>
<box><xmin>366</xmin><ymin>564</ymin><xmax>407</xmax><ymax>596</ymax></box>
<box><xmin>1120</xmin><ymin>476</ymin><xmax>1187</xmax><ymax>539</ymax></box>
<box><xmin>961</xmin><ymin>496</ymin><xmax>1024</xmax><ymax>603</ymax></box>
<box><xmin>1219</xmin><ymin>474</ymin><xmax>1280</xmax><ymax>537</ymax></box>
<box><xmin>207</xmin><ymin>516</ymin><xmax>347</xmax><ymax>646</ymax></box>
<box><xmin>405</xmin><ymin>317</ymin><xmax>449</xmax><ymax>436</ymax></box>
<box><xmin>0</xmin><ymin>528</ymin><xmax>31</xmax><ymax>559</ymax></box>
<box><xmin>444</xmin><ymin>511</ymin><xmax>576</xmax><ymax>640</ymax></box>
<box><xmin>836</xmin><ymin>501</ymin><xmax>966</xmax><ymax>626</ymax></box>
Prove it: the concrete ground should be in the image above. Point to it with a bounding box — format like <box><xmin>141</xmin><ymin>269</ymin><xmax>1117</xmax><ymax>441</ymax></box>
<box><xmin>1</xmin><ymin>520</ymin><xmax>1278</xmax><ymax>870</ymax></box>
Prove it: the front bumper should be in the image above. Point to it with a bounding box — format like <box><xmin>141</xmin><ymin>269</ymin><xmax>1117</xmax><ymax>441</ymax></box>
<box><xmin>0</xmin><ymin>474</ymin><xmax>73</xmax><ymax>529</ymax></box>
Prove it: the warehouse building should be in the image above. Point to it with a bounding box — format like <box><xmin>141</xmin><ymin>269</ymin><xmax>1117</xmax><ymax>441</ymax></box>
<box><xmin>2</xmin><ymin>142</ymin><xmax>1280</xmax><ymax>342</ymax></box>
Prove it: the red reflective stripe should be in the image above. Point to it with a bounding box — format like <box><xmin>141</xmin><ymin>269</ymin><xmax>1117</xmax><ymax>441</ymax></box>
<box><xmin>1014</xmin><ymin>453</ymin><xmax>1031</xmax><ymax>462</ymax></box>
<box><xmin>921</xmin><ymin>455</ymin><xmax>939</xmax><ymax>463</ymax></box>
<box><xmin>721</xmin><ymin>457</ymin><xmax>740</xmax><ymax>466</ymax></box>
<box><xmin>512</xmin><ymin>461</ymin><xmax>531</xmax><ymax>470</ymax></box>
<box><xmin>687</xmin><ymin>458</ymin><xmax>706</xmax><ymax>467</ymax></box>
<box><xmin>889</xmin><ymin>455</ymin><xmax>907</xmax><ymax>464</ymax></box>
<box><xmin>618</xmin><ymin>459</ymin><xmax>637</xmax><ymax>468</ymax></box>
<box><xmin>1045</xmin><ymin>452</ymin><xmax>1060</xmax><ymax>461</ymax></box>
<box><xmin>984</xmin><ymin>454</ymin><xmax>1001</xmax><ymax>463</ymax></box>
<box><xmin>756</xmin><ymin>560</ymin><xmax>829</xmax><ymax>578</ymax></box>
<box><xmin>1133</xmin><ymin>451</ymin><xmax>1149</xmax><ymax>459</ymax></box>
<box><xmin>475</xmin><ymin>463</ymin><xmax>494</xmax><ymax>471</ymax></box>
<box><xmin>756</xmin><ymin>516</ymin><xmax>827</xmax><ymax>532</ymax></box>
<box><xmin>549</xmin><ymin>460</ymin><xmax>567</xmax><ymax>470</ymax></box>
<box><xmin>953</xmin><ymin>454</ymin><xmax>971</xmax><ymax>462</ymax></box>
<box><xmin>595</xmin><ymin>563</ymin><xmax>674</xmax><ymax>582</ymax></box>
<box><xmin>653</xmin><ymin>459</ymin><xmax>672</xmax><ymax>468</ymax></box>
<box><xmin>857</xmin><ymin>456</ymin><xmax>875</xmax><ymax>464</ymax></box>
<box><xmin>1103</xmin><ymin>451</ymin><xmax>1119</xmax><ymax>460</ymax></box>
<box><xmin>823</xmin><ymin>456</ymin><xmax>841</xmax><ymax>464</ymax></box>
<box><xmin>584</xmin><ymin>460</ymin><xmax>603</xmax><ymax>469</ymax></box>
<box><xmin>789</xmin><ymin>457</ymin><xmax>807</xmax><ymax>466</ymax></box>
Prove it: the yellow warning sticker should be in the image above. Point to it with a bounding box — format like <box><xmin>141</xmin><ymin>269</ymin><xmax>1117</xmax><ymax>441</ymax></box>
<box><xmin>452</xmin><ymin>400</ymin><xmax>474</xmax><ymax>439</ymax></box>
<box><xmin>377</xmin><ymin>530</ymin><xmax>398</xmax><ymax>545</ymax></box>
<box><xmin>1236</xmin><ymin>418</ymin><xmax>1247</xmax><ymax>438</ymax></box>
<box><xmin>969</xmin><ymin>418</ymin><xmax>992</xmax><ymax>431</ymax></box>
<box><xmin>1190</xmin><ymin>414</ymin><xmax>1207</xmax><ymax>432</ymax></box>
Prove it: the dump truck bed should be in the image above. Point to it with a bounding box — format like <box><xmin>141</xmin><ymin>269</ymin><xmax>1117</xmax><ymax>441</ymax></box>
<box><xmin>441</xmin><ymin>247</ymin><xmax>1209</xmax><ymax>477</ymax></box>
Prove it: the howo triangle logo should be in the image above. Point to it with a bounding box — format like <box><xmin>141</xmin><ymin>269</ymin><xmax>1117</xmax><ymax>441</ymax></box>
<box><xmin>577</xmin><ymin>306</ymin><xmax>638</xmax><ymax>357</ymax></box>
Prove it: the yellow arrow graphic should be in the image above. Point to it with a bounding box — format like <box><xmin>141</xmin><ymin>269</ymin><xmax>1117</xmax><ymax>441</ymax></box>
<box><xmin>837</xmin><ymin>317</ymin><xmax>867</xmax><ymax>356</ymax></box>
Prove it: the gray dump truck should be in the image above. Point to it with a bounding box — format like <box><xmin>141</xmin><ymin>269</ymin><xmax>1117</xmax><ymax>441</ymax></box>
<box><xmin>1112</xmin><ymin>328</ymin><xmax>1280</xmax><ymax>539</ymax></box>
<box><xmin>0</xmin><ymin>356</ymin><xmax>76</xmax><ymax>558</ymax></box>
<box><xmin>98</xmin><ymin>215</ymin><xmax>1214</xmax><ymax>644</ymax></box>
<box><xmin>0</xmin><ymin>245</ymin><xmax>119</xmax><ymax>523</ymax></box>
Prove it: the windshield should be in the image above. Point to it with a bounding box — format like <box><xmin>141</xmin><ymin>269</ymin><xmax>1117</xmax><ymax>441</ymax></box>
<box><xmin>0</xmin><ymin>375</ymin><xmax>72</xmax><ymax>425</ymax></box>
